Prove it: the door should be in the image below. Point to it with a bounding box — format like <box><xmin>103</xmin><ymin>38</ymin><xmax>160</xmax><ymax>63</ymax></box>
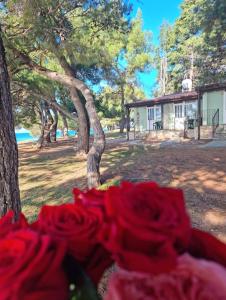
<box><xmin>174</xmin><ymin>103</ymin><xmax>184</xmax><ymax>130</ymax></box>
<box><xmin>147</xmin><ymin>107</ymin><xmax>155</xmax><ymax>130</ymax></box>
<box><xmin>147</xmin><ymin>106</ymin><xmax>162</xmax><ymax>130</ymax></box>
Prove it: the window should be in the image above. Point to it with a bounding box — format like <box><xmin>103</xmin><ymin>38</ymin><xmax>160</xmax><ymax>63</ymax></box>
<box><xmin>175</xmin><ymin>104</ymin><xmax>183</xmax><ymax>118</ymax></box>
<box><xmin>148</xmin><ymin>108</ymin><xmax>154</xmax><ymax>120</ymax></box>
<box><xmin>155</xmin><ymin>107</ymin><xmax>161</xmax><ymax>121</ymax></box>
<box><xmin>184</xmin><ymin>102</ymin><xmax>197</xmax><ymax>118</ymax></box>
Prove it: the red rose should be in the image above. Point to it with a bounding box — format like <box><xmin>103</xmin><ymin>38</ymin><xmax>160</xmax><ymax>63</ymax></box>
<box><xmin>0</xmin><ymin>229</ymin><xmax>68</xmax><ymax>300</ymax></box>
<box><xmin>188</xmin><ymin>228</ymin><xmax>226</xmax><ymax>268</ymax></box>
<box><xmin>33</xmin><ymin>204</ymin><xmax>112</xmax><ymax>284</ymax></box>
<box><xmin>99</xmin><ymin>182</ymin><xmax>190</xmax><ymax>274</ymax></box>
<box><xmin>0</xmin><ymin>210</ymin><xmax>28</xmax><ymax>239</ymax></box>
<box><xmin>73</xmin><ymin>187</ymin><xmax>105</xmax><ymax>210</ymax></box>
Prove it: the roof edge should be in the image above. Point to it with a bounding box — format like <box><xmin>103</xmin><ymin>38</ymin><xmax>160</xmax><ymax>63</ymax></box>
<box><xmin>125</xmin><ymin>91</ymin><xmax>198</xmax><ymax>108</ymax></box>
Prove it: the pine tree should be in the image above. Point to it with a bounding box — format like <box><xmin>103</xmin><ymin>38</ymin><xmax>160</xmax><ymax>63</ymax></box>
<box><xmin>0</xmin><ymin>26</ymin><xmax>21</xmax><ymax>218</ymax></box>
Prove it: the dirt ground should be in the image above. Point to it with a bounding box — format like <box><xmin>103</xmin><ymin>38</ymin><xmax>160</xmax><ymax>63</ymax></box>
<box><xmin>19</xmin><ymin>137</ymin><xmax>226</xmax><ymax>241</ymax></box>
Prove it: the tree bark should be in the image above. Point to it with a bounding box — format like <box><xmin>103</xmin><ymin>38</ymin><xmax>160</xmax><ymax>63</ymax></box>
<box><xmin>60</xmin><ymin>111</ymin><xmax>69</xmax><ymax>137</ymax></box>
<box><xmin>50</xmin><ymin>106</ymin><xmax>58</xmax><ymax>142</ymax></box>
<box><xmin>0</xmin><ymin>28</ymin><xmax>21</xmax><ymax>218</ymax></box>
<box><xmin>119</xmin><ymin>84</ymin><xmax>126</xmax><ymax>133</ymax></box>
<box><xmin>58</xmin><ymin>56</ymin><xmax>89</xmax><ymax>154</ymax></box>
<box><xmin>12</xmin><ymin>48</ymin><xmax>105</xmax><ymax>187</ymax></box>
<box><xmin>36</xmin><ymin>124</ymin><xmax>45</xmax><ymax>150</ymax></box>
<box><xmin>43</xmin><ymin>102</ymin><xmax>53</xmax><ymax>144</ymax></box>
<box><xmin>36</xmin><ymin>103</ymin><xmax>46</xmax><ymax>150</ymax></box>
<box><xmin>84</xmin><ymin>89</ymin><xmax>105</xmax><ymax>188</ymax></box>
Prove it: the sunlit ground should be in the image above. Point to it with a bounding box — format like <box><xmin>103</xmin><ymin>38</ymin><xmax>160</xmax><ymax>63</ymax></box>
<box><xmin>19</xmin><ymin>136</ymin><xmax>226</xmax><ymax>242</ymax></box>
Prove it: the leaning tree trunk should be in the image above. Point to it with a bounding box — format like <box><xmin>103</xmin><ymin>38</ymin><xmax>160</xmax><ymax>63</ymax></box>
<box><xmin>0</xmin><ymin>28</ymin><xmax>21</xmax><ymax>218</ymax></box>
<box><xmin>59</xmin><ymin>56</ymin><xmax>89</xmax><ymax>154</ymax></box>
<box><xmin>83</xmin><ymin>89</ymin><xmax>105</xmax><ymax>188</ymax></box>
<box><xmin>12</xmin><ymin>48</ymin><xmax>105</xmax><ymax>187</ymax></box>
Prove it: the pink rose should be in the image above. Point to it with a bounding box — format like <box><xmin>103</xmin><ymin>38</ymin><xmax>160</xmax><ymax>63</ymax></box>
<box><xmin>105</xmin><ymin>254</ymin><xmax>226</xmax><ymax>300</ymax></box>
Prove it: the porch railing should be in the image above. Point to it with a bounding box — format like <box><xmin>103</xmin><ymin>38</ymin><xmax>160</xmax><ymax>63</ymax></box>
<box><xmin>190</xmin><ymin>109</ymin><xmax>219</xmax><ymax>127</ymax></box>
<box><xmin>200</xmin><ymin>109</ymin><xmax>218</xmax><ymax>126</ymax></box>
<box><xmin>212</xmin><ymin>109</ymin><xmax>219</xmax><ymax>136</ymax></box>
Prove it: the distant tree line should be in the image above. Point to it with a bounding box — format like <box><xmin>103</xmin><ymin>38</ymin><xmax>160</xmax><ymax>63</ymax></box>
<box><xmin>155</xmin><ymin>0</ymin><xmax>226</xmax><ymax>96</ymax></box>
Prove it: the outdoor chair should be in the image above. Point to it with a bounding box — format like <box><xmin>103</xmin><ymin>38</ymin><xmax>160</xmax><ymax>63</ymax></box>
<box><xmin>153</xmin><ymin>121</ymin><xmax>163</xmax><ymax>130</ymax></box>
<box><xmin>187</xmin><ymin>119</ymin><xmax>195</xmax><ymax>129</ymax></box>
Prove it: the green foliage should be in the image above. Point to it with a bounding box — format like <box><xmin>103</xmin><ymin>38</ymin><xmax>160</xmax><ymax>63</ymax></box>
<box><xmin>155</xmin><ymin>0</ymin><xmax>226</xmax><ymax>93</ymax></box>
<box><xmin>97</xmin><ymin>10</ymin><xmax>153</xmax><ymax>122</ymax></box>
<box><xmin>1</xmin><ymin>0</ymin><xmax>134</xmax><ymax>130</ymax></box>
<box><xmin>96</xmin><ymin>84</ymin><xmax>145</xmax><ymax>120</ymax></box>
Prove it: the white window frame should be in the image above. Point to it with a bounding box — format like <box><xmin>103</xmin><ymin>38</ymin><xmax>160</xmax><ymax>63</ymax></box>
<box><xmin>147</xmin><ymin>107</ymin><xmax>155</xmax><ymax>121</ymax></box>
<box><xmin>174</xmin><ymin>103</ymin><xmax>183</xmax><ymax>118</ymax></box>
<box><xmin>147</xmin><ymin>105</ymin><xmax>162</xmax><ymax>130</ymax></box>
<box><xmin>184</xmin><ymin>101</ymin><xmax>197</xmax><ymax>119</ymax></box>
<box><xmin>174</xmin><ymin>101</ymin><xmax>198</xmax><ymax>119</ymax></box>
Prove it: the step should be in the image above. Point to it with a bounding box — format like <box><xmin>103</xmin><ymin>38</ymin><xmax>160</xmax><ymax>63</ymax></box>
<box><xmin>216</xmin><ymin>125</ymin><xmax>226</xmax><ymax>131</ymax></box>
<box><xmin>215</xmin><ymin>127</ymin><xmax>226</xmax><ymax>131</ymax></box>
<box><xmin>214</xmin><ymin>132</ymin><xmax>226</xmax><ymax>135</ymax></box>
<box><xmin>213</xmin><ymin>135</ymin><xmax>226</xmax><ymax>140</ymax></box>
<box><xmin>213</xmin><ymin>138</ymin><xmax>226</xmax><ymax>141</ymax></box>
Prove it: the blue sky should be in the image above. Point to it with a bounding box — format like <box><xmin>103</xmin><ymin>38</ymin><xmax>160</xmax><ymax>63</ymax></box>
<box><xmin>131</xmin><ymin>0</ymin><xmax>182</xmax><ymax>97</ymax></box>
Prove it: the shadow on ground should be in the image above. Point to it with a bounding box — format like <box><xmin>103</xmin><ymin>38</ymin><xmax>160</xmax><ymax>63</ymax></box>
<box><xmin>101</xmin><ymin>143</ymin><xmax>226</xmax><ymax>241</ymax></box>
<box><xmin>19</xmin><ymin>138</ymin><xmax>226</xmax><ymax>241</ymax></box>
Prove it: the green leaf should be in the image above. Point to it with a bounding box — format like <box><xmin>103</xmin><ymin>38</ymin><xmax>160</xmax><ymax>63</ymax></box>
<box><xmin>64</xmin><ymin>256</ymin><xmax>100</xmax><ymax>300</ymax></box>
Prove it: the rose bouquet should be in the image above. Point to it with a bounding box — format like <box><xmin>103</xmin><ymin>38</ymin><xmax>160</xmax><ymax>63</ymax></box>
<box><xmin>1</xmin><ymin>182</ymin><xmax>226</xmax><ymax>299</ymax></box>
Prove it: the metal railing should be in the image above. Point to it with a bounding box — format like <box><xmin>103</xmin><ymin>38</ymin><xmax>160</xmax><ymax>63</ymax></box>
<box><xmin>188</xmin><ymin>109</ymin><xmax>219</xmax><ymax>127</ymax></box>
<box><xmin>212</xmin><ymin>109</ymin><xmax>219</xmax><ymax>136</ymax></box>
<box><xmin>200</xmin><ymin>109</ymin><xmax>218</xmax><ymax>126</ymax></box>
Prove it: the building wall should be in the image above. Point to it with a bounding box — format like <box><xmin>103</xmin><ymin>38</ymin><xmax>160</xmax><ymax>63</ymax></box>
<box><xmin>130</xmin><ymin>89</ymin><xmax>225</xmax><ymax>134</ymax></box>
<box><xmin>163</xmin><ymin>103</ymin><xmax>175</xmax><ymax>130</ymax></box>
<box><xmin>202</xmin><ymin>90</ymin><xmax>224</xmax><ymax>125</ymax></box>
<box><xmin>132</xmin><ymin>107</ymin><xmax>147</xmax><ymax>132</ymax></box>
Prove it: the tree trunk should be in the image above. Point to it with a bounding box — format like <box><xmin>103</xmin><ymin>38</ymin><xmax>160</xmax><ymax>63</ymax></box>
<box><xmin>120</xmin><ymin>85</ymin><xmax>126</xmax><ymax>133</ymax></box>
<box><xmin>36</xmin><ymin>104</ymin><xmax>46</xmax><ymax>150</ymax></box>
<box><xmin>13</xmin><ymin>48</ymin><xmax>105</xmax><ymax>187</ymax></box>
<box><xmin>60</xmin><ymin>112</ymin><xmax>69</xmax><ymax>137</ymax></box>
<box><xmin>58</xmin><ymin>56</ymin><xmax>89</xmax><ymax>154</ymax></box>
<box><xmin>36</xmin><ymin>102</ymin><xmax>53</xmax><ymax>149</ymax></box>
<box><xmin>85</xmin><ymin>91</ymin><xmax>105</xmax><ymax>188</ymax></box>
<box><xmin>119</xmin><ymin>116</ymin><xmax>126</xmax><ymax>133</ymax></box>
<box><xmin>44</xmin><ymin>106</ymin><xmax>53</xmax><ymax>145</ymax></box>
<box><xmin>36</xmin><ymin>124</ymin><xmax>45</xmax><ymax>150</ymax></box>
<box><xmin>70</xmin><ymin>88</ymin><xmax>89</xmax><ymax>153</ymax></box>
<box><xmin>50</xmin><ymin>106</ymin><xmax>58</xmax><ymax>142</ymax></box>
<box><xmin>43</xmin><ymin>103</ymin><xmax>53</xmax><ymax>144</ymax></box>
<box><xmin>54</xmin><ymin>57</ymin><xmax>104</xmax><ymax>186</ymax></box>
<box><xmin>44</xmin><ymin>124</ymin><xmax>51</xmax><ymax>143</ymax></box>
<box><xmin>0</xmin><ymin>28</ymin><xmax>21</xmax><ymax>218</ymax></box>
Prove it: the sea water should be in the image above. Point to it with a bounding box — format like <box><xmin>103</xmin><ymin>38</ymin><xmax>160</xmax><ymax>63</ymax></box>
<box><xmin>16</xmin><ymin>130</ymin><xmax>77</xmax><ymax>143</ymax></box>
